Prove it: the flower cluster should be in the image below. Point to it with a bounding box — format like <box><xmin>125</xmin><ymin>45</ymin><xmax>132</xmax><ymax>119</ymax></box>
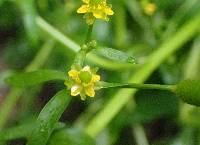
<box><xmin>65</xmin><ymin>65</ymin><xmax>100</xmax><ymax>100</ymax></box>
<box><xmin>77</xmin><ymin>0</ymin><xmax>114</xmax><ymax>25</ymax></box>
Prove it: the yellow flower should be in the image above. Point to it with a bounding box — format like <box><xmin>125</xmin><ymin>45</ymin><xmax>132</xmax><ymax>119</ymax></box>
<box><xmin>77</xmin><ymin>0</ymin><xmax>114</xmax><ymax>25</ymax></box>
<box><xmin>144</xmin><ymin>3</ymin><xmax>156</xmax><ymax>16</ymax></box>
<box><xmin>65</xmin><ymin>65</ymin><xmax>100</xmax><ymax>100</ymax></box>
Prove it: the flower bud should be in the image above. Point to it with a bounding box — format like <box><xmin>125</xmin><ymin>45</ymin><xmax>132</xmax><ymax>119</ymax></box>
<box><xmin>175</xmin><ymin>80</ymin><xmax>200</xmax><ymax>106</ymax></box>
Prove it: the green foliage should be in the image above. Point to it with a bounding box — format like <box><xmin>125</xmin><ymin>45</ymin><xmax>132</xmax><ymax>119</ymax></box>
<box><xmin>133</xmin><ymin>90</ymin><xmax>179</xmax><ymax>123</ymax></box>
<box><xmin>94</xmin><ymin>47</ymin><xmax>136</xmax><ymax>64</ymax></box>
<box><xmin>5</xmin><ymin>70</ymin><xmax>66</xmax><ymax>87</ymax></box>
<box><xmin>176</xmin><ymin>80</ymin><xmax>200</xmax><ymax>106</ymax></box>
<box><xmin>27</xmin><ymin>90</ymin><xmax>71</xmax><ymax>145</ymax></box>
<box><xmin>0</xmin><ymin>0</ymin><xmax>200</xmax><ymax>145</ymax></box>
<box><xmin>47</xmin><ymin>128</ymin><xmax>95</xmax><ymax>145</ymax></box>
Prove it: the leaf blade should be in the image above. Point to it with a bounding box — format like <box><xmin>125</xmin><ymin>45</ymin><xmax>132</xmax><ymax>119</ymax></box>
<box><xmin>26</xmin><ymin>90</ymin><xmax>71</xmax><ymax>145</ymax></box>
<box><xmin>5</xmin><ymin>69</ymin><xmax>66</xmax><ymax>87</ymax></box>
<box><xmin>94</xmin><ymin>47</ymin><xmax>136</xmax><ymax>64</ymax></box>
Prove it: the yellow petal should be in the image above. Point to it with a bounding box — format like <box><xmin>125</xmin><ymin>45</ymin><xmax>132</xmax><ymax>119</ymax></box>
<box><xmin>104</xmin><ymin>7</ymin><xmax>114</xmax><ymax>15</ymax></box>
<box><xmin>91</xmin><ymin>75</ymin><xmax>100</xmax><ymax>82</ymax></box>
<box><xmin>77</xmin><ymin>5</ymin><xmax>89</xmax><ymax>13</ymax></box>
<box><xmin>85</xmin><ymin>85</ymin><xmax>95</xmax><ymax>97</ymax></box>
<box><xmin>93</xmin><ymin>11</ymin><xmax>104</xmax><ymax>19</ymax></box>
<box><xmin>71</xmin><ymin>85</ymin><xmax>82</xmax><ymax>96</ymax></box>
<box><xmin>68</xmin><ymin>70</ymin><xmax>79</xmax><ymax>78</ymax></box>
<box><xmin>83</xmin><ymin>0</ymin><xmax>90</xmax><ymax>4</ymax></box>
<box><xmin>144</xmin><ymin>3</ymin><xmax>156</xmax><ymax>15</ymax></box>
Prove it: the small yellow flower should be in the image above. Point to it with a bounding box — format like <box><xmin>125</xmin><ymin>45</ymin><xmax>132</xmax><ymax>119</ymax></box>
<box><xmin>65</xmin><ymin>65</ymin><xmax>100</xmax><ymax>100</ymax></box>
<box><xmin>77</xmin><ymin>0</ymin><xmax>114</xmax><ymax>25</ymax></box>
<box><xmin>144</xmin><ymin>3</ymin><xmax>156</xmax><ymax>16</ymax></box>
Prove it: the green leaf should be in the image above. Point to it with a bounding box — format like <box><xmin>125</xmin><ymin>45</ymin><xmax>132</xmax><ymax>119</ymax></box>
<box><xmin>176</xmin><ymin>80</ymin><xmax>200</xmax><ymax>106</ymax></box>
<box><xmin>26</xmin><ymin>90</ymin><xmax>71</xmax><ymax>145</ymax></box>
<box><xmin>0</xmin><ymin>122</ymin><xmax>66</xmax><ymax>141</ymax></box>
<box><xmin>5</xmin><ymin>69</ymin><xmax>67</xmax><ymax>87</ymax></box>
<box><xmin>93</xmin><ymin>47</ymin><xmax>136</xmax><ymax>64</ymax></box>
<box><xmin>47</xmin><ymin>128</ymin><xmax>95</xmax><ymax>145</ymax></box>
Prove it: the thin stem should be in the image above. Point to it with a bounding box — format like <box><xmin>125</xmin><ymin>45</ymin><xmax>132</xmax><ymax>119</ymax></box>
<box><xmin>98</xmin><ymin>82</ymin><xmax>175</xmax><ymax>92</ymax></box>
<box><xmin>73</xmin><ymin>50</ymin><xmax>87</xmax><ymax>67</ymax></box>
<box><xmin>85</xmin><ymin>24</ymin><xmax>94</xmax><ymax>44</ymax></box>
<box><xmin>133</xmin><ymin>124</ymin><xmax>149</xmax><ymax>145</ymax></box>
<box><xmin>73</xmin><ymin>25</ymin><xmax>94</xmax><ymax>67</ymax></box>
<box><xmin>36</xmin><ymin>16</ymin><xmax>135</xmax><ymax>70</ymax></box>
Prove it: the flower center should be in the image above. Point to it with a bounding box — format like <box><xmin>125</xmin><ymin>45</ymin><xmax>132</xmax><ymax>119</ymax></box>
<box><xmin>79</xmin><ymin>71</ymin><xmax>92</xmax><ymax>83</ymax></box>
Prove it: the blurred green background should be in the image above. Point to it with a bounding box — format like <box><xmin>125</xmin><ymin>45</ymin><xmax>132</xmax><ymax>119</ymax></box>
<box><xmin>0</xmin><ymin>0</ymin><xmax>200</xmax><ymax>145</ymax></box>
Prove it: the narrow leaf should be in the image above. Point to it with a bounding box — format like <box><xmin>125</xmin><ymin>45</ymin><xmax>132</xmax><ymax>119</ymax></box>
<box><xmin>0</xmin><ymin>122</ymin><xmax>66</xmax><ymax>141</ymax></box>
<box><xmin>5</xmin><ymin>69</ymin><xmax>66</xmax><ymax>87</ymax></box>
<box><xmin>26</xmin><ymin>90</ymin><xmax>71</xmax><ymax>145</ymax></box>
<box><xmin>94</xmin><ymin>47</ymin><xmax>136</xmax><ymax>64</ymax></box>
<box><xmin>48</xmin><ymin>128</ymin><xmax>95</xmax><ymax>145</ymax></box>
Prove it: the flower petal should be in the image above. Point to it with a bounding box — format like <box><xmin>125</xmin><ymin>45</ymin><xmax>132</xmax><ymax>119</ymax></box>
<box><xmin>77</xmin><ymin>5</ymin><xmax>89</xmax><ymax>13</ymax></box>
<box><xmin>83</xmin><ymin>0</ymin><xmax>90</xmax><ymax>4</ymax></box>
<box><xmin>68</xmin><ymin>70</ymin><xmax>78</xmax><ymax>78</ymax></box>
<box><xmin>91</xmin><ymin>75</ymin><xmax>100</xmax><ymax>82</ymax></box>
<box><xmin>104</xmin><ymin>6</ymin><xmax>114</xmax><ymax>15</ymax></box>
<box><xmin>71</xmin><ymin>85</ymin><xmax>82</xmax><ymax>96</ymax></box>
<box><xmin>93</xmin><ymin>11</ymin><xmax>104</xmax><ymax>19</ymax></box>
<box><xmin>85</xmin><ymin>85</ymin><xmax>95</xmax><ymax>97</ymax></box>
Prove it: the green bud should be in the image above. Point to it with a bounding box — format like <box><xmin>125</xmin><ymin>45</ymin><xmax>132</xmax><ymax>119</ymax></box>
<box><xmin>175</xmin><ymin>80</ymin><xmax>200</xmax><ymax>106</ymax></box>
<box><xmin>79</xmin><ymin>71</ymin><xmax>92</xmax><ymax>83</ymax></box>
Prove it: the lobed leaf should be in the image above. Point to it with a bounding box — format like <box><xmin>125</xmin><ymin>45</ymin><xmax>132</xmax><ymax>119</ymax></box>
<box><xmin>5</xmin><ymin>69</ymin><xmax>67</xmax><ymax>87</ymax></box>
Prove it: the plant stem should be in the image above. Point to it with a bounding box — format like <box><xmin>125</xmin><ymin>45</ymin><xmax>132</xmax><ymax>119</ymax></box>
<box><xmin>98</xmin><ymin>81</ymin><xmax>175</xmax><ymax>92</ymax></box>
<box><xmin>85</xmin><ymin>25</ymin><xmax>94</xmax><ymax>44</ymax></box>
<box><xmin>133</xmin><ymin>124</ymin><xmax>149</xmax><ymax>145</ymax></box>
<box><xmin>36</xmin><ymin>16</ymin><xmax>135</xmax><ymax>70</ymax></box>
<box><xmin>85</xmin><ymin>12</ymin><xmax>200</xmax><ymax>138</ymax></box>
<box><xmin>73</xmin><ymin>25</ymin><xmax>94</xmax><ymax>67</ymax></box>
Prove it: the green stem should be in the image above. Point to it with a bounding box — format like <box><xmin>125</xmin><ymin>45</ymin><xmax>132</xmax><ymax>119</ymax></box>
<box><xmin>73</xmin><ymin>25</ymin><xmax>94</xmax><ymax>67</ymax></box>
<box><xmin>85</xmin><ymin>12</ymin><xmax>200</xmax><ymax>138</ymax></box>
<box><xmin>114</xmin><ymin>0</ymin><xmax>127</xmax><ymax>47</ymax></box>
<box><xmin>73</xmin><ymin>50</ymin><xmax>87</xmax><ymax>67</ymax></box>
<box><xmin>36</xmin><ymin>16</ymin><xmax>135</xmax><ymax>70</ymax></box>
<box><xmin>98</xmin><ymin>81</ymin><xmax>175</xmax><ymax>92</ymax></box>
<box><xmin>133</xmin><ymin>124</ymin><xmax>149</xmax><ymax>145</ymax></box>
<box><xmin>0</xmin><ymin>88</ymin><xmax>22</xmax><ymax>129</ymax></box>
<box><xmin>85</xmin><ymin>25</ymin><xmax>94</xmax><ymax>44</ymax></box>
